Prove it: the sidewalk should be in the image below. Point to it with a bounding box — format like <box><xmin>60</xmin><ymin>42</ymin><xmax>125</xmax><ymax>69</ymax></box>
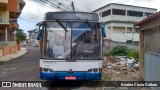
<box><xmin>0</xmin><ymin>48</ymin><xmax>27</xmax><ymax>63</ymax></box>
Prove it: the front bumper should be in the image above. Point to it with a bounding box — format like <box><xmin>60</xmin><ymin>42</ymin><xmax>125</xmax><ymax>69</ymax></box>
<box><xmin>40</xmin><ymin>71</ymin><xmax>102</xmax><ymax>80</ymax></box>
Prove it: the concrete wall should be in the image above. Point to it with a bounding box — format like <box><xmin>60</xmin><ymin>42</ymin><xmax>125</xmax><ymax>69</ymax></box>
<box><xmin>106</xmin><ymin>22</ymin><xmax>133</xmax><ymax>28</ymax></box>
<box><xmin>109</xmin><ymin>33</ymin><xmax>139</xmax><ymax>42</ymax></box>
<box><xmin>3</xmin><ymin>46</ymin><xmax>10</xmax><ymax>55</ymax></box>
<box><xmin>10</xmin><ymin>46</ymin><xmax>16</xmax><ymax>54</ymax></box>
<box><xmin>7</xmin><ymin>0</ymin><xmax>18</xmax><ymax>12</ymax></box>
<box><xmin>111</xmin><ymin>4</ymin><xmax>157</xmax><ymax>13</ymax></box>
<box><xmin>0</xmin><ymin>11</ymin><xmax>9</xmax><ymax>24</ymax></box>
<box><xmin>0</xmin><ymin>0</ymin><xmax>8</xmax><ymax>3</ymax></box>
<box><xmin>94</xmin><ymin>3</ymin><xmax>157</xmax><ymax>14</ymax></box>
<box><xmin>0</xmin><ymin>44</ymin><xmax>17</xmax><ymax>56</ymax></box>
<box><xmin>102</xmin><ymin>15</ymin><xmax>144</xmax><ymax>22</ymax></box>
<box><xmin>112</xmin><ymin>27</ymin><xmax>125</xmax><ymax>33</ymax></box>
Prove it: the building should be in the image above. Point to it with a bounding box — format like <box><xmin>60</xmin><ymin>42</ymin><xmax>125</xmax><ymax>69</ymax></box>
<box><xmin>93</xmin><ymin>3</ymin><xmax>157</xmax><ymax>42</ymax></box>
<box><xmin>0</xmin><ymin>0</ymin><xmax>25</xmax><ymax>56</ymax></box>
<box><xmin>135</xmin><ymin>11</ymin><xmax>160</xmax><ymax>90</ymax></box>
<box><xmin>28</xmin><ymin>29</ymin><xmax>39</xmax><ymax>46</ymax></box>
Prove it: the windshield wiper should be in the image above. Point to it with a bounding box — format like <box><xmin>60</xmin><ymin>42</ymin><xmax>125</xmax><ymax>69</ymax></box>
<box><xmin>56</xmin><ymin>20</ymin><xmax>68</xmax><ymax>32</ymax></box>
<box><xmin>85</xmin><ymin>20</ymin><xmax>94</xmax><ymax>30</ymax></box>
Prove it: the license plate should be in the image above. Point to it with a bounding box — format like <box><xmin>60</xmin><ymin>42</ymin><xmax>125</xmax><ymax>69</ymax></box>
<box><xmin>65</xmin><ymin>76</ymin><xmax>76</xmax><ymax>80</ymax></box>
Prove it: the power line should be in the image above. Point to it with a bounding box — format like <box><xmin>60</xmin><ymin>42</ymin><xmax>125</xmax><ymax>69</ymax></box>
<box><xmin>30</xmin><ymin>0</ymin><xmax>59</xmax><ymax>11</ymax></box>
<box><xmin>19</xmin><ymin>17</ymin><xmax>39</xmax><ymax>23</ymax></box>
<box><xmin>66</xmin><ymin>0</ymin><xmax>72</xmax><ymax>3</ymax></box>
<box><xmin>65</xmin><ymin>3</ymin><xmax>72</xmax><ymax>11</ymax></box>
<box><xmin>32</xmin><ymin>0</ymin><xmax>62</xmax><ymax>11</ymax></box>
<box><xmin>31</xmin><ymin>0</ymin><xmax>79</xmax><ymax>11</ymax></box>
<box><xmin>45</xmin><ymin>0</ymin><xmax>66</xmax><ymax>11</ymax></box>
<box><xmin>49</xmin><ymin>0</ymin><xmax>69</xmax><ymax>10</ymax></box>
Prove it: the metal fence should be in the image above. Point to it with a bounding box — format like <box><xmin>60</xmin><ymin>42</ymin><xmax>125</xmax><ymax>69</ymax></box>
<box><xmin>144</xmin><ymin>26</ymin><xmax>160</xmax><ymax>90</ymax></box>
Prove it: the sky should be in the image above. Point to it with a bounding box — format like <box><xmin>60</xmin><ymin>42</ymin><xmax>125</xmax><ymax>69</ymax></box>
<box><xmin>18</xmin><ymin>0</ymin><xmax>160</xmax><ymax>34</ymax></box>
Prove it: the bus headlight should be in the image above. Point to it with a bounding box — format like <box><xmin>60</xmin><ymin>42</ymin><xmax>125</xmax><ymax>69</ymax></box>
<box><xmin>40</xmin><ymin>67</ymin><xmax>54</xmax><ymax>72</ymax></box>
<box><xmin>48</xmin><ymin>68</ymin><xmax>54</xmax><ymax>72</ymax></box>
<box><xmin>44</xmin><ymin>68</ymin><xmax>48</xmax><ymax>72</ymax></box>
<box><xmin>87</xmin><ymin>68</ymin><xmax>102</xmax><ymax>73</ymax></box>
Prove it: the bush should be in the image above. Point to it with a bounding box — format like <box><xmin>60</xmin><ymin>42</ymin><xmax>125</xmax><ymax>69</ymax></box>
<box><xmin>127</xmin><ymin>50</ymin><xmax>139</xmax><ymax>59</ymax></box>
<box><xmin>103</xmin><ymin>45</ymin><xmax>139</xmax><ymax>59</ymax></box>
<box><xmin>109</xmin><ymin>45</ymin><xmax>129</xmax><ymax>56</ymax></box>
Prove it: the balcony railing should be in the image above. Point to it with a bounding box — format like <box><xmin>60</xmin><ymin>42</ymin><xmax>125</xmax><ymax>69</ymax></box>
<box><xmin>102</xmin><ymin>15</ymin><xmax>144</xmax><ymax>22</ymax></box>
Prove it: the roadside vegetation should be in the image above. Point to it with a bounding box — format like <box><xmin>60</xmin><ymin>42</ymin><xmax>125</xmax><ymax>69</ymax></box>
<box><xmin>16</xmin><ymin>29</ymin><xmax>27</xmax><ymax>43</ymax></box>
<box><xmin>103</xmin><ymin>45</ymin><xmax>139</xmax><ymax>60</ymax></box>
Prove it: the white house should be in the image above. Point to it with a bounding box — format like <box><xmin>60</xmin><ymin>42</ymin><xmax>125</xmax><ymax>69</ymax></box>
<box><xmin>93</xmin><ymin>3</ymin><xmax>157</xmax><ymax>43</ymax></box>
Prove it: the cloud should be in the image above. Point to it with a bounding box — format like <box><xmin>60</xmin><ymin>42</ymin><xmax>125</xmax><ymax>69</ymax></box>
<box><xmin>20</xmin><ymin>0</ymin><xmax>160</xmax><ymax>21</ymax></box>
<box><xmin>20</xmin><ymin>0</ymin><xmax>58</xmax><ymax>21</ymax></box>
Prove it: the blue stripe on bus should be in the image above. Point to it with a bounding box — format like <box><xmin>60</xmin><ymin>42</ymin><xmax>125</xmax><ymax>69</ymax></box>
<box><xmin>40</xmin><ymin>72</ymin><xmax>102</xmax><ymax>80</ymax></box>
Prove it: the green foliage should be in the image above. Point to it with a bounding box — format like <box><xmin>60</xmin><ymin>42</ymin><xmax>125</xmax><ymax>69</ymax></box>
<box><xmin>16</xmin><ymin>29</ymin><xmax>27</xmax><ymax>43</ymax></box>
<box><xmin>103</xmin><ymin>45</ymin><xmax>139</xmax><ymax>60</ymax></box>
<box><xmin>109</xmin><ymin>45</ymin><xmax>129</xmax><ymax>56</ymax></box>
<box><xmin>127</xmin><ymin>50</ymin><xmax>139</xmax><ymax>59</ymax></box>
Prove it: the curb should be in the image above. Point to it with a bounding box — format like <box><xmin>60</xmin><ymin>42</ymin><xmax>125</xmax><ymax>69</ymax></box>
<box><xmin>0</xmin><ymin>50</ymin><xmax>28</xmax><ymax>64</ymax></box>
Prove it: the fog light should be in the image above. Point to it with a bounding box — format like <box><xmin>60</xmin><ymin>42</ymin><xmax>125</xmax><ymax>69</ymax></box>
<box><xmin>93</xmin><ymin>68</ymin><xmax>98</xmax><ymax>72</ymax></box>
<box><xmin>88</xmin><ymin>69</ymin><xmax>92</xmax><ymax>72</ymax></box>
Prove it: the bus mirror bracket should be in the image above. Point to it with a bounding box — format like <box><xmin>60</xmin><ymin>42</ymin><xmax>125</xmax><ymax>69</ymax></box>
<box><xmin>56</xmin><ymin>20</ymin><xmax>68</xmax><ymax>32</ymax></box>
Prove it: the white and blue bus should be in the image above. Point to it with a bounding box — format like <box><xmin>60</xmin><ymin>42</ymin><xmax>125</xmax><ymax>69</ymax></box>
<box><xmin>39</xmin><ymin>12</ymin><xmax>103</xmax><ymax>80</ymax></box>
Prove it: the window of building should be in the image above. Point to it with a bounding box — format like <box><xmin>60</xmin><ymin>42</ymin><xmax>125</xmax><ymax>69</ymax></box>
<box><xmin>112</xmin><ymin>9</ymin><xmax>126</xmax><ymax>15</ymax></box>
<box><xmin>127</xmin><ymin>10</ymin><xmax>143</xmax><ymax>17</ymax></box>
<box><xmin>145</xmin><ymin>12</ymin><xmax>154</xmax><ymax>17</ymax></box>
<box><xmin>102</xmin><ymin>9</ymin><xmax>111</xmax><ymax>17</ymax></box>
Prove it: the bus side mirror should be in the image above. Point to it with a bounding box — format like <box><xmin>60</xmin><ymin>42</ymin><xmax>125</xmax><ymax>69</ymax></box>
<box><xmin>37</xmin><ymin>30</ymin><xmax>42</xmax><ymax>40</ymax></box>
<box><xmin>101</xmin><ymin>22</ymin><xmax>106</xmax><ymax>37</ymax></box>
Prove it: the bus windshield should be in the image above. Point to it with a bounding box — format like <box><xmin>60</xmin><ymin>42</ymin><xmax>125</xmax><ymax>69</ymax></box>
<box><xmin>42</xmin><ymin>21</ymin><xmax>102</xmax><ymax>60</ymax></box>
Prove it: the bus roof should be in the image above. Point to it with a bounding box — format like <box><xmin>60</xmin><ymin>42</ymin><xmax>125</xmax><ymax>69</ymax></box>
<box><xmin>44</xmin><ymin>12</ymin><xmax>99</xmax><ymax>21</ymax></box>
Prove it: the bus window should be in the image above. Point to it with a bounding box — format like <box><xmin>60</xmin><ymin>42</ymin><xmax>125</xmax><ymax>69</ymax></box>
<box><xmin>72</xmin><ymin>22</ymin><xmax>101</xmax><ymax>59</ymax></box>
<box><xmin>43</xmin><ymin>22</ymin><xmax>71</xmax><ymax>59</ymax></box>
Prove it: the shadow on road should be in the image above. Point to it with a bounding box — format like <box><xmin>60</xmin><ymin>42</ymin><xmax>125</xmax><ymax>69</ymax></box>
<box><xmin>44</xmin><ymin>80</ymin><xmax>90</xmax><ymax>90</ymax></box>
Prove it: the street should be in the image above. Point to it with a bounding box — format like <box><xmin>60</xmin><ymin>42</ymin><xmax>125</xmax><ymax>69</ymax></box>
<box><xmin>0</xmin><ymin>46</ymin><xmax>40</xmax><ymax>81</ymax></box>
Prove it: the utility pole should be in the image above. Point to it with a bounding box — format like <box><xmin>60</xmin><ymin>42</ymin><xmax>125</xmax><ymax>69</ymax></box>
<box><xmin>71</xmin><ymin>1</ymin><xmax>75</xmax><ymax>11</ymax></box>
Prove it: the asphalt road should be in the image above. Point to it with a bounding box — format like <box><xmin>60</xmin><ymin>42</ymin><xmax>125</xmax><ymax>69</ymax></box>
<box><xmin>0</xmin><ymin>46</ymin><xmax>40</xmax><ymax>81</ymax></box>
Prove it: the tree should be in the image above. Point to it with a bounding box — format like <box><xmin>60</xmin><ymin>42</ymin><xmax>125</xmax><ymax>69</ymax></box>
<box><xmin>16</xmin><ymin>29</ymin><xmax>27</xmax><ymax>43</ymax></box>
